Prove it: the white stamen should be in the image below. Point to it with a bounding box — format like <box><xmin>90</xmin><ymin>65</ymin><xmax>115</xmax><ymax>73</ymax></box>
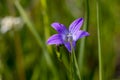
<box><xmin>64</xmin><ymin>33</ymin><xmax>73</xmax><ymax>42</ymax></box>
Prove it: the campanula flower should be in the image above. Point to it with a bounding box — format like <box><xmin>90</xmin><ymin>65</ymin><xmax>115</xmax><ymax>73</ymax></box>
<box><xmin>47</xmin><ymin>18</ymin><xmax>89</xmax><ymax>52</ymax></box>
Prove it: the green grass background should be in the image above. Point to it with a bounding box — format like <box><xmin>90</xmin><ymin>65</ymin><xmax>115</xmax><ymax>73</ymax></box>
<box><xmin>0</xmin><ymin>0</ymin><xmax>120</xmax><ymax>80</ymax></box>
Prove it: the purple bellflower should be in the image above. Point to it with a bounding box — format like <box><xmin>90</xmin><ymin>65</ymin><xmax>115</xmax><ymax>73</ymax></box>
<box><xmin>47</xmin><ymin>18</ymin><xmax>89</xmax><ymax>52</ymax></box>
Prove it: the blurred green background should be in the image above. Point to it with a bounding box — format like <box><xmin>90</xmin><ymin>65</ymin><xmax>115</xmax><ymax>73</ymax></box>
<box><xmin>0</xmin><ymin>0</ymin><xmax>120</xmax><ymax>80</ymax></box>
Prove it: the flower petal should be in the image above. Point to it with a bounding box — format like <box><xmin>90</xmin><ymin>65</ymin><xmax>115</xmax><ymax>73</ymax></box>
<box><xmin>69</xmin><ymin>18</ymin><xmax>83</xmax><ymax>34</ymax></box>
<box><xmin>73</xmin><ymin>30</ymin><xmax>90</xmax><ymax>41</ymax></box>
<box><xmin>47</xmin><ymin>34</ymin><xmax>63</xmax><ymax>45</ymax></box>
<box><xmin>64</xmin><ymin>41</ymin><xmax>76</xmax><ymax>52</ymax></box>
<box><xmin>51</xmin><ymin>22</ymin><xmax>68</xmax><ymax>34</ymax></box>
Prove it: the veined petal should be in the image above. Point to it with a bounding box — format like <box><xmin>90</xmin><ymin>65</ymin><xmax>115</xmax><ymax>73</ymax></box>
<box><xmin>51</xmin><ymin>22</ymin><xmax>68</xmax><ymax>34</ymax></box>
<box><xmin>73</xmin><ymin>30</ymin><xmax>90</xmax><ymax>41</ymax></box>
<box><xmin>64</xmin><ymin>41</ymin><xmax>76</xmax><ymax>52</ymax></box>
<box><xmin>69</xmin><ymin>18</ymin><xmax>83</xmax><ymax>34</ymax></box>
<box><xmin>47</xmin><ymin>34</ymin><xmax>63</xmax><ymax>45</ymax></box>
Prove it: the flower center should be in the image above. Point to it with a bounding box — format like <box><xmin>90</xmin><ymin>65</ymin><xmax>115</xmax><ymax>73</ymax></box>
<box><xmin>65</xmin><ymin>33</ymin><xmax>73</xmax><ymax>42</ymax></box>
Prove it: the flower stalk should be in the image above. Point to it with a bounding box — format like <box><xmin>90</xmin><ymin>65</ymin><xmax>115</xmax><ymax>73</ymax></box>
<box><xmin>96</xmin><ymin>0</ymin><xmax>102</xmax><ymax>80</ymax></box>
<box><xmin>78</xmin><ymin>0</ymin><xmax>89</xmax><ymax>77</ymax></box>
<box><xmin>70</xmin><ymin>42</ymin><xmax>81</xmax><ymax>80</ymax></box>
<box><xmin>70</xmin><ymin>50</ymin><xmax>73</xmax><ymax>80</ymax></box>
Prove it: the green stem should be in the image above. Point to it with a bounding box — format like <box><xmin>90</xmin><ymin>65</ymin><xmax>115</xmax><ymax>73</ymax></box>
<box><xmin>0</xmin><ymin>55</ymin><xmax>2</xmax><ymax>80</ymax></box>
<box><xmin>15</xmin><ymin>1</ymin><xmax>58</xmax><ymax>80</ymax></box>
<box><xmin>78</xmin><ymin>0</ymin><xmax>89</xmax><ymax>75</ymax></box>
<box><xmin>96</xmin><ymin>0</ymin><xmax>102</xmax><ymax>80</ymax></box>
<box><xmin>40</xmin><ymin>0</ymin><xmax>50</xmax><ymax>42</ymax></box>
<box><xmin>70</xmin><ymin>53</ymin><xmax>73</xmax><ymax>80</ymax></box>
<box><xmin>40</xmin><ymin>0</ymin><xmax>59</xmax><ymax>80</ymax></box>
<box><xmin>70</xmin><ymin>42</ymin><xmax>81</xmax><ymax>80</ymax></box>
<box><xmin>14</xmin><ymin>31</ymin><xmax>26</xmax><ymax>80</ymax></box>
<box><xmin>40</xmin><ymin>0</ymin><xmax>52</xmax><ymax>54</ymax></box>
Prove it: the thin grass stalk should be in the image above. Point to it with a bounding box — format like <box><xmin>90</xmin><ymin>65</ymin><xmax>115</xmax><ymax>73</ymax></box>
<box><xmin>70</xmin><ymin>52</ymin><xmax>73</xmax><ymax>80</ymax></box>
<box><xmin>71</xmin><ymin>43</ymin><xmax>81</xmax><ymax>80</ymax></box>
<box><xmin>96</xmin><ymin>0</ymin><xmax>102</xmax><ymax>80</ymax></box>
<box><xmin>40</xmin><ymin>0</ymin><xmax>52</xmax><ymax>52</ymax></box>
<box><xmin>7</xmin><ymin>0</ymin><xmax>26</xmax><ymax>79</ymax></box>
<box><xmin>14</xmin><ymin>31</ymin><xmax>26</xmax><ymax>80</ymax></box>
<box><xmin>78</xmin><ymin>0</ymin><xmax>89</xmax><ymax>76</ymax></box>
<box><xmin>14</xmin><ymin>1</ymin><xmax>44</xmax><ymax>47</ymax></box>
<box><xmin>40</xmin><ymin>0</ymin><xmax>50</xmax><ymax>40</ymax></box>
<box><xmin>40</xmin><ymin>0</ymin><xmax>60</xmax><ymax>79</ymax></box>
<box><xmin>0</xmin><ymin>55</ymin><xmax>2</xmax><ymax>80</ymax></box>
<box><xmin>14</xmin><ymin>1</ymin><xmax>57</xmax><ymax>77</ymax></box>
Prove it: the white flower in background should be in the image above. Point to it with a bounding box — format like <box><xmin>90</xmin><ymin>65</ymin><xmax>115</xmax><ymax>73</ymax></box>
<box><xmin>0</xmin><ymin>16</ymin><xmax>24</xmax><ymax>34</ymax></box>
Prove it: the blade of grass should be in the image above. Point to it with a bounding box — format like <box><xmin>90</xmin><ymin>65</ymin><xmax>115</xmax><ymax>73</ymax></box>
<box><xmin>40</xmin><ymin>0</ymin><xmax>49</xmax><ymax>41</ymax></box>
<box><xmin>14</xmin><ymin>1</ymin><xmax>57</xmax><ymax>77</ymax></box>
<box><xmin>15</xmin><ymin>1</ymin><xmax>43</xmax><ymax>47</ymax></box>
<box><xmin>40</xmin><ymin>0</ymin><xmax>59</xmax><ymax>79</ymax></box>
<box><xmin>96</xmin><ymin>0</ymin><xmax>102</xmax><ymax>80</ymax></box>
<box><xmin>7</xmin><ymin>0</ymin><xmax>26</xmax><ymax>79</ymax></box>
<box><xmin>40</xmin><ymin>0</ymin><xmax>52</xmax><ymax>53</ymax></box>
<box><xmin>0</xmin><ymin>55</ymin><xmax>2</xmax><ymax>80</ymax></box>
<box><xmin>71</xmin><ymin>43</ymin><xmax>81</xmax><ymax>80</ymax></box>
<box><xmin>14</xmin><ymin>31</ymin><xmax>26</xmax><ymax>80</ymax></box>
<box><xmin>78</xmin><ymin>0</ymin><xmax>89</xmax><ymax>77</ymax></box>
